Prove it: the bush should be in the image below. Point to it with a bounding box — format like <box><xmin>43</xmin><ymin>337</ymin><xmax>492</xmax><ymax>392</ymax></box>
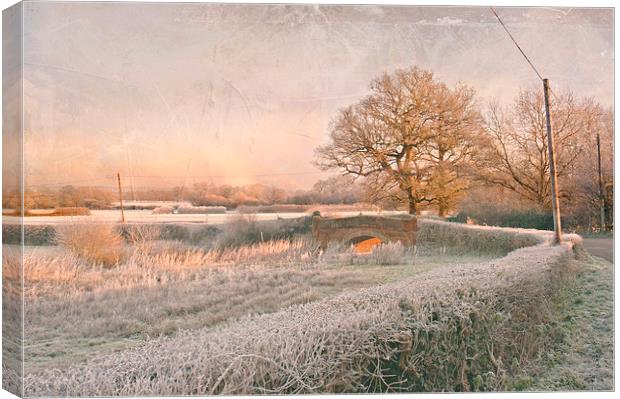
<box><xmin>152</xmin><ymin>206</ymin><xmax>174</xmax><ymax>214</ymax></box>
<box><xmin>3</xmin><ymin>224</ymin><xmax>57</xmax><ymax>245</ymax></box>
<box><xmin>216</xmin><ymin>215</ymin><xmax>266</xmax><ymax>248</ymax></box>
<box><xmin>56</xmin><ymin>224</ymin><xmax>125</xmax><ymax>267</ymax></box>
<box><xmin>447</xmin><ymin>210</ymin><xmax>554</xmax><ymax>231</ymax></box>
<box><xmin>50</xmin><ymin>207</ymin><xmax>91</xmax><ymax>216</ymax></box>
<box><xmin>188</xmin><ymin>226</ymin><xmax>221</xmax><ymax>245</ymax></box>
<box><xmin>417</xmin><ymin>219</ymin><xmax>545</xmax><ymax>256</ymax></box>
<box><xmin>159</xmin><ymin>225</ymin><xmax>191</xmax><ymax>241</ymax></box>
<box><xmin>122</xmin><ymin>224</ymin><xmax>161</xmax><ymax>255</ymax></box>
<box><xmin>216</xmin><ymin>215</ymin><xmax>312</xmax><ymax>248</ymax></box>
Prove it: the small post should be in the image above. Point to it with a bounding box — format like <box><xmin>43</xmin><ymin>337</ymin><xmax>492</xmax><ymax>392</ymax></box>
<box><xmin>596</xmin><ymin>132</ymin><xmax>606</xmax><ymax>231</ymax></box>
<box><xmin>117</xmin><ymin>172</ymin><xmax>125</xmax><ymax>223</ymax></box>
<box><xmin>542</xmin><ymin>79</ymin><xmax>562</xmax><ymax>244</ymax></box>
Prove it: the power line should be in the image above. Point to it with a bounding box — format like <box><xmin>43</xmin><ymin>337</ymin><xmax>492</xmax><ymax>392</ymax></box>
<box><xmin>491</xmin><ymin>7</ymin><xmax>564</xmax><ymax>243</ymax></box>
<box><xmin>490</xmin><ymin>8</ymin><xmax>562</xmax><ymax>103</ymax></box>
<box><xmin>490</xmin><ymin>7</ymin><xmax>544</xmax><ymax>82</ymax></box>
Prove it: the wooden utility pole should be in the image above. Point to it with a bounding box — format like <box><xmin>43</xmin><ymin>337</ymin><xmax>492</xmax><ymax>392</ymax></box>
<box><xmin>596</xmin><ymin>133</ymin><xmax>606</xmax><ymax>231</ymax></box>
<box><xmin>117</xmin><ymin>172</ymin><xmax>125</xmax><ymax>223</ymax></box>
<box><xmin>543</xmin><ymin>79</ymin><xmax>562</xmax><ymax>244</ymax></box>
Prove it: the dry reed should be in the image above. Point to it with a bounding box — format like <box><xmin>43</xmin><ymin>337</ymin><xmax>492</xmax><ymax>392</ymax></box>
<box><xmin>55</xmin><ymin>223</ymin><xmax>125</xmax><ymax>267</ymax></box>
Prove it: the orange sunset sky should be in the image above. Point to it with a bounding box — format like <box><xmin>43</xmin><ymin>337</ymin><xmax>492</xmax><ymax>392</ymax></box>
<box><xmin>16</xmin><ymin>3</ymin><xmax>613</xmax><ymax>190</ymax></box>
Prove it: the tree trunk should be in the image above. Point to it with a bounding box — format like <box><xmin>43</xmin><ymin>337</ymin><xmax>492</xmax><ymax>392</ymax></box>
<box><xmin>407</xmin><ymin>191</ymin><xmax>417</xmax><ymax>215</ymax></box>
<box><xmin>438</xmin><ymin>204</ymin><xmax>446</xmax><ymax>218</ymax></box>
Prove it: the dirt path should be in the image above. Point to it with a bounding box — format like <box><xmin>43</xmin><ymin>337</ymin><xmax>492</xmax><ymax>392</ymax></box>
<box><xmin>582</xmin><ymin>238</ymin><xmax>613</xmax><ymax>263</ymax></box>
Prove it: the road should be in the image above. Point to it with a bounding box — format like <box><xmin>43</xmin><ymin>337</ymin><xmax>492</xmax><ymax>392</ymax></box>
<box><xmin>582</xmin><ymin>238</ymin><xmax>613</xmax><ymax>263</ymax></box>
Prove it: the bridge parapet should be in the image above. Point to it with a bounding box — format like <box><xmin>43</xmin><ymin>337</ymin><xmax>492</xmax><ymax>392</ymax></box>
<box><xmin>312</xmin><ymin>214</ymin><xmax>417</xmax><ymax>250</ymax></box>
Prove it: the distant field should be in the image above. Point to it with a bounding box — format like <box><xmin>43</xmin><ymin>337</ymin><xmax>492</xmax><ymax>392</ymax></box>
<box><xmin>10</xmin><ymin>209</ymin><xmax>405</xmax><ymax>225</ymax></box>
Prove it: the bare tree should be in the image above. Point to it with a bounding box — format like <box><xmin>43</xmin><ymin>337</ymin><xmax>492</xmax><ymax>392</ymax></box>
<box><xmin>421</xmin><ymin>86</ymin><xmax>485</xmax><ymax>216</ymax></box>
<box><xmin>315</xmin><ymin>66</ymin><xmax>483</xmax><ymax>215</ymax></box>
<box><xmin>568</xmin><ymin>103</ymin><xmax>614</xmax><ymax>229</ymax></box>
<box><xmin>477</xmin><ymin>88</ymin><xmax>595</xmax><ymax>208</ymax></box>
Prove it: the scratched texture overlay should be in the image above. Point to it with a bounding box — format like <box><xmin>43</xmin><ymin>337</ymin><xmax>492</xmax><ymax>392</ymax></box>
<box><xmin>1</xmin><ymin>2</ymin><xmax>614</xmax><ymax>397</ymax></box>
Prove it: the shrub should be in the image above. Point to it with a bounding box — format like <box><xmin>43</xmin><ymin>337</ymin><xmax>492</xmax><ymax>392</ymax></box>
<box><xmin>152</xmin><ymin>206</ymin><xmax>174</xmax><ymax>214</ymax></box>
<box><xmin>447</xmin><ymin>210</ymin><xmax>554</xmax><ymax>231</ymax></box>
<box><xmin>2</xmin><ymin>224</ymin><xmax>57</xmax><ymax>245</ymax></box>
<box><xmin>56</xmin><ymin>223</ymin><xmax>125</xmax><ymax>267</ymax></box>
<box><xmin>123</xmin><ymin>224</ymin><xmax>162</xmax><ymax>255</ymax></box>
<box><xmin>416</xmin><ymin>219</ymin><xmax>545</xmax><ymax>256</ymax></box>
<box><xmin>51</xmin><ymin>207</ymin><xmax>91</xmax><ymax>216</ymax></box>
<box><xmin>159</xmin><ymin>225</ymin><xmax>191</xmax><ymax>241</ymax></box>
<box><xmin>216</xmin><ymin>214</ymin><xmax>264</xmax><ymax>248</ymax></box>
<box><xmin>188</xmin><ymin>226</ymin><xmax>221</xmax><ymax>245</ymax></box>
<box><xmin>24</xmin><ymin>225</ymin><xmax>58</xmax><ymax>246</ymax></box>
<box><xmin>216</xmin><ymin>216</ymin><xmax>312</xmax><ymax>248</ymax></box>
<box><xmin>192</xmin><ymin>193</ymin><xmax>231</xmax><ymax>207</ymax></box>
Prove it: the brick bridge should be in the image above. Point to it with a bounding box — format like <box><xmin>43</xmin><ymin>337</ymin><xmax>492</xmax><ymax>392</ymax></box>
<box><xmin>311</xmin><ymin>214</ymin><xmax>417</xmax><ymax>250</ymax></box>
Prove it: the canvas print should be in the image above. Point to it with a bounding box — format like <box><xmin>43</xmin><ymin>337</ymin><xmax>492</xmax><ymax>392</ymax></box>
<box><xmin>2</xmin><ymin>1</ymin><xmax>614</xmax><ymax>396</ymax></box>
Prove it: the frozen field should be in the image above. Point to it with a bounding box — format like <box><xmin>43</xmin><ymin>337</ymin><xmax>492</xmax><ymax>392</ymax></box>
<box><xmin>10</xmin><ymin>210</ymin><xmax>406</xmax><ymax>225</ymax></box>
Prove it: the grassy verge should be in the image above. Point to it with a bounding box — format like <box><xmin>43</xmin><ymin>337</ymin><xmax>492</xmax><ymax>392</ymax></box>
<box><xmin>507</xmin><ymin>255</ymin><xmax>613</xmax><ymax>391</ymax></box>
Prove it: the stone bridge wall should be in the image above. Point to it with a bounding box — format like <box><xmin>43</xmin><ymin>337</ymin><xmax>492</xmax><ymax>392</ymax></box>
<box><xmin>312</xmin><ymin>214</ymin><xmax>417</xmax><ymax>249</ymax></box>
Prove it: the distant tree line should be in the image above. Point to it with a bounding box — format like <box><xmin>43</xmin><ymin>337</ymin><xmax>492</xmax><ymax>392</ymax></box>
<box><xmin>3</xmin><ymin>186</ymin><xmax>115</xmax><ymax>210</ymax></box>
<box><xmin>2</xmin><ymin>175</ymin><xmax>366</xmax><ymax>211</ymax></box>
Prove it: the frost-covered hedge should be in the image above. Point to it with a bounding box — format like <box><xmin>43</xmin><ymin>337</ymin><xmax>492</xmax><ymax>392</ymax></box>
<box><xmin>416</xmin><ymin>219</ymin><xmax>549</xmax><ymax>255</ymax></box>
<box><xmin>24</xmin><ymin>224</ymin><xmax>582</xmax><ymax>395</ymax></box>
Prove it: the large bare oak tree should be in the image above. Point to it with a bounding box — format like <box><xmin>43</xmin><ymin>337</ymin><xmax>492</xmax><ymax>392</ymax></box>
<box><xmin>315</xmin><ymin>67</ymin><xmax>484</xmax><ymax>215</ymax></box>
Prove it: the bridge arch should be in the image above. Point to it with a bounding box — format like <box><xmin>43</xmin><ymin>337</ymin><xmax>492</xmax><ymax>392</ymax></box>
<box><xmin>312</xmin><ymin>214</ymin><xmax>417</xmax><ymax>250</ymax></box>
<box><xmin>341</xmin><ymin>230</ymin><xmax>390</xmax><ymax>245</ymax></box>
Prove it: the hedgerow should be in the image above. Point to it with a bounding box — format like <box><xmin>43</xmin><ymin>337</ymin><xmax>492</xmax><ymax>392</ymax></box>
<box><xmin>416</xmin><ymin>218</ymin><xmax>545</xmax><ymax>255</ymax></box>
<box><xmin>23</xmin><ymin>222</ymin><xmax>582</xmax><ymax>395</ymax></box>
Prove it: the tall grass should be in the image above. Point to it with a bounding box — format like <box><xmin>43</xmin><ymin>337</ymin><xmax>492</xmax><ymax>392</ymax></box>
<box><xmin>23</xmin><ymin>237</ymin><xmax>318</xmax><ymax>299</ymax></box>
<box><xmin>21</xmin><ymin>237</ymin><xmax>390</xmax><ymax>375</ymax></box>
<box><xmin>2</xmin><ymin>246</ymin><xmax>23</xmax><ymax>396</ymax></box>
<box><xmin>56</xmin><ymin>223</ymin><xmax>125</xmax><ymax>267</ymax></box>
